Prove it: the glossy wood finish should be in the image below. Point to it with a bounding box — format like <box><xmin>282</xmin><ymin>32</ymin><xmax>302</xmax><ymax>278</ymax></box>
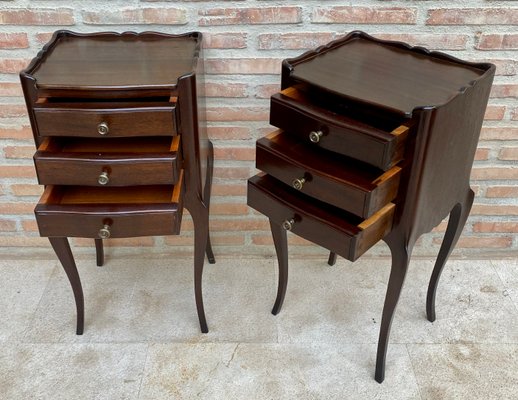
<box><xmin>34</xmin><ymin>99</ymin><xmax>176</xmax><ymax>139</ymax></box>
<box><xmin>270</xmin><ymin>87</ymin><xmax>411</xmax><ymax>170</ymax></box>
<box><xmin>249</xmin><ymin>31</ymin><xmax>495</xmax><ymax>382</ymax></box>
<box><xmin>34</xmin><ymin>136</ymin><xmax>181</xmax><ymax>186</ymax></box>
<box><xmin>256</xmin><ymin>130</ymin><xmax>402</xmax><ymax>218</ymax></box>
<box><xmin>21</xmin><ymin>31</ymin><xmax>215</xmax><ymax>335</ymax></box>
<box><xmin>248</xmin><ymin>174</ymin><xmax>395</xmax><ymax>262</ymax></box>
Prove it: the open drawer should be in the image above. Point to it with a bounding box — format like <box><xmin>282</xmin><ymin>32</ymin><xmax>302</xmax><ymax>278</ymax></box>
<box><xmin>247</xmin><ymin>173</ymin><xmax>394</xmax><ymax>261</ymax></box>
<box><xmin>256</xmin><ymin>130</ymin><xmax>401</xmax><ymax>218</ymax></box>
<box><xmin>33</xmin><ymin>97</ymin><xmax>176</xmax><ymax>138</ymax></box>
<box><xmin>270</xmin><ymin>87</ymin><xmax>412</xmax><ymax>170</ymax></box>
<box><xmin>35</xmin><ymin>170</ymin><xmax>184</xmax><ymax>238</ymax></box>
<box><xmin>34</xmin><ymin>136</ymin><xmax>182</xmax><ymax>186</ymax></box>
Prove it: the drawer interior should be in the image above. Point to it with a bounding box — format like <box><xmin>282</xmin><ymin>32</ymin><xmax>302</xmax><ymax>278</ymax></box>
<box><xmin>281</xmin><ymin>86</ymin><xmax>406</xmax><ymax>134</ymax></box>
<box><xmin>40</xmin><ymin>183</ymin><xmax>182</xmax><ymax>206</ymax></box>
<box><xmin>38</xmin><ymin>136</ymin><xmax>179</xmax><ymax>154</ymax></box>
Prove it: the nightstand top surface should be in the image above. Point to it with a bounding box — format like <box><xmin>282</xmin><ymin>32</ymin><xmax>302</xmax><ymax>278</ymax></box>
<box><xmin>287</xmin><ymin>33</ymin><xmax>492</xmax><ymax>116</ymax></box>
<box><xmin>27</xmin><ymin>31</ymin><xmax>200</xmax><ymax>93</ymax></box>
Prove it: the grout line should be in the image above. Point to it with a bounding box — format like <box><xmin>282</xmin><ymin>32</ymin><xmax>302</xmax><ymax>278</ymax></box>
<box><xmin>136</xmin><ymin>343</ymin><xmax>151</xmax><ymax>400</ymax></box>
<box><xmin>405</xmin><ymin>344</ymin><xmax>424</xmax><ymax>400</ymax></box>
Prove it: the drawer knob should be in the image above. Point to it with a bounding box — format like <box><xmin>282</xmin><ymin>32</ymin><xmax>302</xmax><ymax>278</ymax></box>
<box><xmin>97</xmin><ymin>122</ymin><xmax>109</xmax><ymax>135</ymax></box>
<box><xmin>282</xmin><ymin>218</ymin><xmax>295</xmax><ymax>231</ymax></box>
<box><xmin>98</xmin><ymin>224</ymin><xmax>111</xmax><ymax>239</ymax></box>
<box><xmin>98</xmin><ymin>171</ymin><xmax>109</xmax><ymax>185</ymax></box>
<box><xmin>292</xmin><ymin>177</ymin><xmax>306</xmax><ymax>190</ymax></box>
<box><xmin>309</xmin><ymin>130</ymin><xmax>323</xmax><ymax>143</ymax></box>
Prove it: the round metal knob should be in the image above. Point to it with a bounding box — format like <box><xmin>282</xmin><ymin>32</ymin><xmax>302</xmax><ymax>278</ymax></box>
<box><xmin>282</xmin><ymin>218</ymin><xmax>295</xmax><ymax>231</ymax></box>
<box><xmin>98</xmin><ymin>224</ymin><xmax>111</xmax><ymax>239</ymax></box>
<box><xmin>309</xmin><ymin>130</ymin><xmax>323</xmax><ymax>143</ymax></box>
<box><xmin>98</xmin><ymin>171</ymin><xmax>109</xmax><ymax>185</ymax></box>
<box><xmin>97</xmin><ymin>122</ymin><xmax>109</xmax><ymax>135</ymax></box>
<box><xmin>292</xmin><ymin>177</ymin><xmax>305</xmax><ymax>190</ymax></box>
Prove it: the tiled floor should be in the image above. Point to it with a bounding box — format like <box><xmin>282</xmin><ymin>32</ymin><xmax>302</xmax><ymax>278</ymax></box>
<box><xmin>0</xmin><ymin>254</ymin><xmax>517</xmax><ymax>399</ymax></box>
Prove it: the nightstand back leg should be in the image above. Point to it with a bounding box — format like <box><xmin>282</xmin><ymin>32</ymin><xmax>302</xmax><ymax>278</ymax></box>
<box><xmin>94</xmin><ymin>239</ymin><xmax>104</xmax><ymax>267</ymax></box>
<box><xmin>49</xmin><ymin>237</ymin><xmax>84</xmax><ymax>335</ymax></box>
<box><xmin>427</xmin><ymin>189</ymin><xmax>475</xmax><ymax>322</ymax></box>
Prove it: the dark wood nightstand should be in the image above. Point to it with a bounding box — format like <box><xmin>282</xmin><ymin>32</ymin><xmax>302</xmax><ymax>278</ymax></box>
<box><xmin>247</xmin><ymin>31</ymin><xmax>495</xmax><ymax>382</ymax></box>
<box><xmin>21</xmin><ymin>31</ymin><xmax>215</xmax><ymax>335</ymax></box>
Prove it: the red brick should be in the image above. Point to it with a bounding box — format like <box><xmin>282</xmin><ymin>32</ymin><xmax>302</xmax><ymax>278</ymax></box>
<box><xmin>0</xmin><ymin>82</ymin><xmax>23</xmax><ymax>97</ymax></box>
<box><xmin>35</xmin><ymin>32</ymin><xmax>54</xmax><ymax>44</ymax></box>
<box><xmin>0</xmin><ymin>202</ymin><xmax>35</xmax><ymax>215</ymax></box>
<box><xmin>205</xmin><ymin>58</ymin><xmax>282</xmax><ymax>74</ymax></box>
<box><xmin>83</xmin><ymin>8</ymin><xmax>186</xmax><ymax>25</ymax></box>
<box><xmin>73</xmin><ymin>237</ymin><xmax>155</xmax><ymax>247</ymax></box>
<box><xmin>480</xmin><ymin>127</ymin><xmax>518</xmax><ymax>141</ymax></box>
<box><xmin>207</xmin><ymin>126</ymin><xmax>251</xmax><ymax>140</ymax></box>
<box><xmin>205</xmin><ymin>82</ymin><xmax>247</xmax><ymax>98</ymax></box>
<box><xmin>210</xmin><ymin>203</ymin><xmax>249</xmax><ymax>215</ymax></box>
<box><xmin>211</xmin><ymin>234</ymin><xmax>245</xmax><ymax>246</ymax></box>
<box><xmin>254</xmin><ymin>84</ymin><xmax>280</xmax><ymax>99</ymax></box>
<box><xmin>4</xmin><ymin>145</ymin><xmax>33</xmax><ymax>159</ymax></box>
<box><xmin>477</xmin><ymin>34</ymin><xmax>518</xmax><ymax>50</ymax></box>
<box><xmin>0</xmin><ymin>59</ymin><xmax>31</xmax><ymax>73</ymax></box>
<box><xmin>431</xmin><ymin>221</ymin><xmax>449</xmax><ymax>233</ymax></box>
<box><xmin>471</xmin><ymin>167</ymin><xmax>518</xmax><ymax>180</ymax></box>
<box><xmin>10</xmin><ymin>184</ymin><xmax>43</xmax><ymax>197</ymax></box>
<box><xmin>199</xmin><ymin>7</ymin><xmax>301</xmax><ymax>26</ymax></box>
<box><xmin>258</xmin><ymin>33</ymin><xmax>336</xmax><ymax>50</ymax></box>
<box><xmin>212</xmin><ymin>183</ymin><xmax>247</xmax><ymax>196</ymax></box>
<box><xmin>499</xmin><ymin>147</ymin><xmax>518</xmax><ymax>160</ymax></box>
<box><xmin>0</xmin><ymin>104</ymin><xmax>27</xmax><ymax>118</ymax></box>
<box><xmin>484</xmin><ymin>105</ymin><xmax>505</xmax><ymax>120</ymax></box>
<box><xmin>427</xmin><ymin>8</ymin><xmax>518</xmax><ymax>25</ymax></box>
<box><xmin>252</xmin><ymin>234</ymin><xmax>313</xmax><ymax>246</ymax></box>
<box><xmin>210</xmin><ymin>218</ymin><xmax>270</xmax><ymax>231</ymax></box>
<box><xmin>451</xmin><ymin>236</ymin><xmax>512</xmax><ymax>248</ymax></box>
<box><xmin>312</xmin><ymin>7</ymin><xmax>417</xmax><ymax>24</ymax></box>
<box><xmin>206</xmin><ymin>107</ymin><xmax>268</xmax><ymax>122</ymax></box>
<box><xmin>374</xmin><ymin>33</ymin><xmax>469</xmax><ymax>50</ymax></box>
<box><xmin>490</xmin><ymin>84</ymin><xmax>518</xmax><ymax>98</ymax></box>
<box><xmin>0</xmin><ymin>32</ymin><xmax>28</xmax><ymax>49</ymax></box>
<box><xmin>471</xmin><ymin>204</ymin><xmax>518</xmax><ymax>216</ymax></box>
<box><xmin>0</xmin><ymin>165</ymin><xmax>35</xmax><ymax>178</ymax></box>
<box><xmin>203</xmin><ymin>32</ymin><xmax>247</xmax><ymax>49</ymax></box>
<box><xmin>0</xmin><ymin>219</ymin><xmax>16</xmax><ymax>232</ymax></box>
<box><xmin>213</xmin><ymin>167</ymin><xmax>250</xmax><ymax>179</ymax></box>
<box><xmin>214</xmin><ymin>146</ymin><xmax>255</xmax><ymax>161</ymax></box>
<box><xmin>486</xmin><ymin>186</ymin><xmax>518</xmax><ymax>198</ymax></box>
<box><xmin>474</xmin><ymin>148</ymin><xmax>489</xmax><ymax>161</ymax></box>
<box><xmin>473</xmin><ymin>222</ymin><xmax>518</xmax><ymax>233</ymax></box>
<box><xmin>21</xmin><ymin>219</ymin><xmax>37</xmax><ymax>232</ymax></box>
<box><xmin>0</xmin><ymin>9</ymin><xmax>74</xmax><ymax>25</ymax></box>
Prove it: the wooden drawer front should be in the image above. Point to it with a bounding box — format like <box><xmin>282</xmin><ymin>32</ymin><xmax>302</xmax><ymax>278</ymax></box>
<box><xmin>34</xmin><ymin>136</ymin><xmax>181</xmax><ymax>186</ymax></box>
<box><xmin>256</xmin><ymin>131</ymin><xmax>401</xmax><ymax>218</ymax></box>
<box><xmin>270</xmin><ymin>88</ymin><xmax>410</xmax><ymax>170</ymax></box>
<box><xmin>34</xmin><ymin>101</ymin><xmax>176</xmax><ymax>138</ymax></box>
<box><xmin>247</xmin><ymin>174</ymin><xmax>395</xmax><ymax>261</ymax></box>
<box><xmin>35</xmin><ymin>171</ymin><xmax>184</xmax><ymax>239</ymax></box>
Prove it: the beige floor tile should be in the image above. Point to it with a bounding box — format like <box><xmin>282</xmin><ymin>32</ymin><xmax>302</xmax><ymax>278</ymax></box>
<box><xmin>23</xmin><ymin>257</ymin><xmax>277</xmax><ymax>343</ymax></box>
<box><xmin>491</xmin><ymin>258</ymin><xmax>518</xmax><ymax>310</ymax></box>
<box><xmin>408</xmin><ymin>343</ymin><xmax>518</xmax><ymax>400</ymax></box>
<box><xmin>0</xmin><ymin>343</ymin><xmax>147</xmax><ymax>400</ymax></box>
<box><xmin>139</xmin><ymin>343</ymin><xmax>420</xmax><ymax>400</ymax></box>
<box><xmin>0</xmin><ymin>260</ymin><xmax>55</xmax><ymax>343</ymax></box>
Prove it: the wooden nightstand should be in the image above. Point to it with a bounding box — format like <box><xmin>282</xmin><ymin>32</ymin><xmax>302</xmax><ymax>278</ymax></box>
<box><xmin>247</xmin><ymin>31</ymin><xmax>495</xmax><ymax>382</ymax></box>
<box><xmin>21</xmin><ymin>31</ymin><xmax>215</xmax><ymax>335</ymax></box>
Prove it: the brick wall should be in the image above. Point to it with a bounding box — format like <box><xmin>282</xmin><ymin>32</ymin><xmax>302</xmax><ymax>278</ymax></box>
<box><xmin>0</xmin><ymin>0</ymin><xmax>516</xmax><ymax>258</ymax></box>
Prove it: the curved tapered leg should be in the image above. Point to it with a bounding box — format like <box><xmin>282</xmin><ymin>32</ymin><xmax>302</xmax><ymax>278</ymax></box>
<box><xmin>328</xmin><ymin>252</ymin><xmax>337</xmax><ymax>266</ymax></box>
<box><xmin>427</xmin><ymin>189</ymin><xmax>474</xmax><ymax>322</ymax></box>
<box><xmin>203</xmin><ymin>142</ymin><xmax>216</xmax><ymax>265</ymax></box>
<box><xmin>187</xmin><ymin>201</ymin><xmax>210</xmax><ymax>333</ymax></box>
<box><xmin>270</xmin><ymin>219</ymin><xmax>288</xmax><ymax>315</ymax></box>
<box><xmin>375</xmin><ymin>232</ymin><xmax>413</xmax><ymax>383</ymax></box>
<box><xmin>49</xmin><ymin>237</ymin><xmax>84</xmax><ymax>335</ymax></box>
<box><xmin>94</xmin><ymin>239</ymin><xmax>104</xmax><ymax>267</ymax></box>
